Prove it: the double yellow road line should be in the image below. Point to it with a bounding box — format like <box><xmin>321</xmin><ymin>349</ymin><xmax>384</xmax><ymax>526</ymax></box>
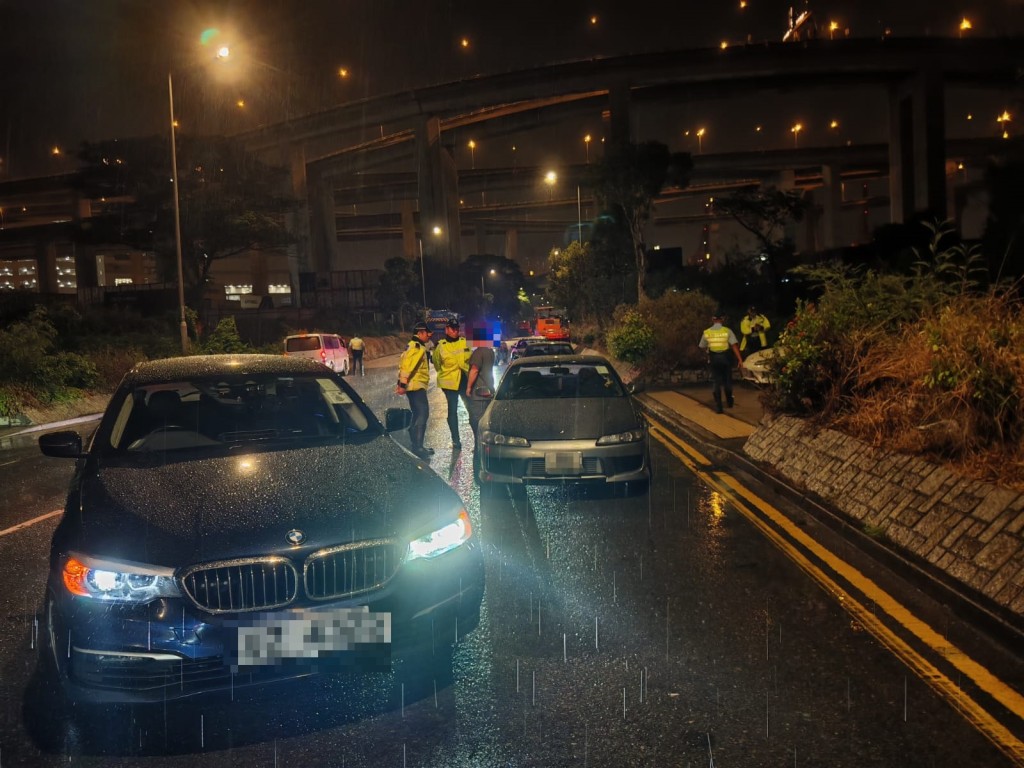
<box><xmin>649</xmin><ymin>422</ymin><xmax>1024</xmax><ymax>765</ymax></box>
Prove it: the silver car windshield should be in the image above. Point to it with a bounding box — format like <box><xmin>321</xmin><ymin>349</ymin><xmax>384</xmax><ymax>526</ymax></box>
<box><xmin>104</xmin><ymin>374</ymin><xmax>373</xmax><ymax>453</ymax></box>
<box><xmin>496</xmin><ymin>364</ymin><xmax>624</xmax><ymax>400</ymax></box>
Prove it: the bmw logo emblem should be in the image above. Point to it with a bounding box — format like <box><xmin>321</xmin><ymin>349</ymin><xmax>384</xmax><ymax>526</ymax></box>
<box><xmin>285</xmin><ymin>529</ymin><xmax>305</xmax><ymax>546</ymax></box>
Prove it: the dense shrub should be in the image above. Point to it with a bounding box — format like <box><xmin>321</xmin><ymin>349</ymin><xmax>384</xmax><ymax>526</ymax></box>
<box><xmin>201</xmin><ymin>317</ymin><xmax>251</xmax><ymax>354</ymax></box>
<box><xmin>604</xmin><ymin>291</ymin><xmax>717</xmax><ymax>377</ymax></box>
<box><xmin>89</xmin><ymin>346</ymin><xmax>150</xmax><ymax>389</ymax></box>
<box><xmin>606</xmin><ymin>308</ymin><xmax>654</xmax><ymax>367</ymax></box>
<box><xmin>0</xmin><ymin>306</ymin><xmax>100</xmax><ymax>400</ymax></box>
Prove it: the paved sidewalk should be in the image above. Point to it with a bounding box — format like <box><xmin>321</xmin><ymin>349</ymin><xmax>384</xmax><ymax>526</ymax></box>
<box><xmin>646</xmin><ymin>383</ymin><xmax>762</xmax><ymax>438</ymax></box>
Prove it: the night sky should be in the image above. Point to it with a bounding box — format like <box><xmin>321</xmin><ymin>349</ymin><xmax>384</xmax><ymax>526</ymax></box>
<box><xmin>1</xmin><ymin>0</ymin><xmax>1022</xmax><ymax>178</ymax></box>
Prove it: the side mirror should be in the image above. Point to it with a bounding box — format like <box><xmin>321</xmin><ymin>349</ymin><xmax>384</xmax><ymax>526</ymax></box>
<box><xmin>627</xmin><ymin>380</ymin><xmax>645</xmax><ymax>395</ymax></box>
<box><xmin>384</xmin><ymin>408</ymin><xmax>413</xmax><ymax>433</ymax></box>
<box><xmin>39</xmin><ymin>430</ymin><xmax>84</xmax><ymax>458</ymax></box>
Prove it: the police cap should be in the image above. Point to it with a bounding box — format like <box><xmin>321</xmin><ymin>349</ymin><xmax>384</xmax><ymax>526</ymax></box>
<box><xmin>445</xmin><ymin>317</ymin><xmax>460</xmax><ymax>329</ymax></box>
<box><xmin>413</xmin><ymin>321</ymin><xmax>429</xmax><ymax>332</ymax></box>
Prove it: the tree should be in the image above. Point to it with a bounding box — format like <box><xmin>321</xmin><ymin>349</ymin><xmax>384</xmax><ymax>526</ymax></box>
<box><xmin>75</xmin><ymin>136</ymin><xmax>298</xmax><ymax>304</ymax></box>
<box><xmin>981</xmin><ymin>155</ymin><xmax>1024</xmax><ymax>284</ymax></box>
<box><xmin>377</xmin><ymin>257</ymin><xmax>420</xmax><ymax>331</ymax></box>
<box><xmin>591</xmin><ymin>141</ymin><xmax>692</xmax><ymax>301</ymax></box>
<box><xmin>459</xmin><ymin>254</ymin><xmax>528</xmax><ymax>323</ymax></box>
<box><xmin>713</xmin><ymin>187</ymin><xmax>809</xmax><ymax>297</ymax></box>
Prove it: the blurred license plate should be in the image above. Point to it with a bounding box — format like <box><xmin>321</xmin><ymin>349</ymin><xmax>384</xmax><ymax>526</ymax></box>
<box><xmin>545</xmin><ymin>451</ymin><xmax>582</xmax><ymax>474</ymax></box>
<box><xmin>226</xmin><ymin>607</ymin><xmax>391</xmax><ymax>670</ymax></box>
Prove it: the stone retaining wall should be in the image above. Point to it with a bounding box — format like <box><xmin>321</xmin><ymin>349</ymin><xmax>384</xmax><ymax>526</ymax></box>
<box><xmin>743</xmin><ymin>415</ymin><xmax>1024</xmax><ymax>618</ymax></box>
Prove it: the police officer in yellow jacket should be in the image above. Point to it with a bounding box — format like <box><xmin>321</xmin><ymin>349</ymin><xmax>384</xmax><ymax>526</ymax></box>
<box><xmin>699</xmin><ymin>311</ymin><xmax>745</xmax><ymax>414</ymax></box>
<box><xmin>431</xmin><ymin>317</ymin><xmax>471</xmax><ymax>449</ymax></box>
<box><xmin>740</xmin><ymin>306</ymin><xmax>770</xmax><ymax>352</ymax></box>
<box><xmin>395</xmin><ymin>322</ymin><xmax>433</xmax><ymax>458</ymax></box>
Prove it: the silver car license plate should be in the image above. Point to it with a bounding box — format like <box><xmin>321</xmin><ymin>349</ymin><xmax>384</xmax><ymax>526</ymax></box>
<box><xmin>545</xmin><ymin>451</ymin><xmax>582</xmax><ymax>474</ymax></box>
<box><xmin>227</xmin><ymin>606</ymin><xmax>391</xmax><ymax>670</ymax></box>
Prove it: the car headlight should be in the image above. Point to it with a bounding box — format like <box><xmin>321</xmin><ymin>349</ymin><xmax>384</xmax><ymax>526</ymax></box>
<box><xmin>481</xmin><ymin>430</ymin><xmax>530</xmax><ymax>447</ymax></box>
<box><xmin>62</xmin><ymin>552</ymin><xmax>181</xmax><ymax>603</ymax></box>
<box><xmin>596</xmin><ymin>428</ymin><xmax>645</xmax><ymax>445</ymax></box>
<box><xmin>407</xmin><ymin>510</ymin><xmax>473</xmax><ymax>561</ymax></box>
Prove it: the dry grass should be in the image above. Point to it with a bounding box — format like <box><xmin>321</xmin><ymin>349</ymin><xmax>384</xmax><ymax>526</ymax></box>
<box><xmin>832</xmin><ymin>293</ymin><xmax>1024</xmax><ymax>489</ymax></box>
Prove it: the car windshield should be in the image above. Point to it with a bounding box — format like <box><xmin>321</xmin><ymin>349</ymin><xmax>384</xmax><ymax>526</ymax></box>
<box><xmin>100</xmin><ymin>373</ymin><xmax>375</xmax><ymax>454</ymax></box>
<box><xmin>496</xmin><ymin>363</ymin><xmax>624</xmax><ymax>400</ymax></box>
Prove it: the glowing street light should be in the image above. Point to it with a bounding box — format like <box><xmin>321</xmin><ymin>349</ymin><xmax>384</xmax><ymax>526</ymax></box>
<box><xmin>790</xmin><ymin>123</ymin><xmax>803</xmax><ymax>148</ymax></box>
<box><xmin>696</xmin><ymin>127</ymin><xmax>706</xmax><ymax>153</ymax></box>
<box><xmin>829</xmin><ymin>20</ymin><xmax>839</xmax><ymax>39</ymax></box>
<box><xmin>995</xmin><ymin>109</ymin><xmax>1011</xmax><ymax>137</ymax></box>
<box><xmin>460</xmin><ymin>37</ymin><xmax>470</xmax><ymax>49</ymax></box>
<box><xmin>467</xmin><ymin>139</ymin><xmax>476</xmax><ymax>169</ymax></box>
<box><xmin>338</xmin><ymin>67</ymin><xmax>349</xmax><ymax>79</ymax></box>
<box><xmin>480</xmin><ymin>267</ymin><xmax>497</xmax><ymax>298</ymax></box>
<box><xmin>584</xmin><ymin>134</ymin><xmax>592</xmax><ymax>164</ymax></box>
<box><xmin>544</xmin><ymin>170</ymin><xmax>557</xmax><ymax>200</ymax></box>
<box><xmin>959</xmin><ymin>17</ymin><xmax>972</xmax><ymax>37</ymax></box>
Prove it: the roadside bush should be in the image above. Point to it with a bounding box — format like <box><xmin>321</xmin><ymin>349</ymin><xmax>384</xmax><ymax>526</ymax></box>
<box><xmin>0</xmin><ymin>306</ymin><xmax>100</xmax><ymax>400</ymax></box>
<box><xmin>604</xmin><ymin>291</ymin><xmax>717</xmax><ymax>377</ymax></box>
<box><xmin>0</xmin><ymin>385</ymin><xmax>23</xmax><ymax>419</ymax></box>
<box><xmin>606</xmin><ymin>308</ymin><xmax>654</xmax><ymax>367</ymax></box>
<box><xmin>201</xmin><ymin>317</ymin><xmax>251</xmax><ymax>354</ymax></box>
<box><xmin>88</xmin><ymin>346</ymin><xmax>150</xmax><ymax>389</ymax></box>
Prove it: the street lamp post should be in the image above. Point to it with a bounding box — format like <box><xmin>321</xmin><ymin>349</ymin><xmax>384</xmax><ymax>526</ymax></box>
<box><xmin>584</xmin><ymin>134</ymin><xmax>591</xmax><ymax>164</ymax></box>
<box><xmin>468</xmin><ymin>139</ymin><xmax>476</xmax><ymax>169</ymax></box>
<box><xmin>696</xmin><ymin>127</ymin><xmax>705</xmax><ymax>154</ymax></box>
<box><xmin>168</xmin><ymin>72</ymin><xmax>190</xmax><ymax>355</ymax></box>
<box><xmin>791</xmin><ymin>123</ymin><xmax>803</xmax><ymax>148</ymax></box>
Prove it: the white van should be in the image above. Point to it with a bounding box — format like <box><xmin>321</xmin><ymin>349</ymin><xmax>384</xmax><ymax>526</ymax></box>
<box><xmin>283</xmin><ymin>333</ymin><xmax>351</xmax><ymax>374</ymax></box>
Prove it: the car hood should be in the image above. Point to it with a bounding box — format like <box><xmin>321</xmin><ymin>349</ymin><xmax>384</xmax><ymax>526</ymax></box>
<box><xmin>482</xmin><ymin>398</ymin><xmax>641</xmax><ymax>440</ymax></box>
<box><xmin>69</xmin><ymin>437</ymin><xmax>460</xmax><ymax>568</ymax></box>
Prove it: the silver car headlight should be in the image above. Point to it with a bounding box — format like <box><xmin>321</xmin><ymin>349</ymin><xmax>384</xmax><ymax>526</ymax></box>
<box><xmin>62</xmin><ymin>552</ymin><xmax>181</xmax><ymax>603</ymax></box>
<box><xmin>407</xmin><ymin>510</ymin><xmax>473</xmax><ymax>561</ymax></box>
<box><xmin>481</xmin><ymin>430</ymin><xmax>530</xmax><ymax>447</ymax></box>
<box><xmin>596</xmin><ymin>428</ymin><xmax>645</xmax><ymax>446</ymax></box>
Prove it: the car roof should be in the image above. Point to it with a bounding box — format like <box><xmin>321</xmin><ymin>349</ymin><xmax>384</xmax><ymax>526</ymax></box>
<box><xmin>125</xmin><ymin>354</ymin><xmax>332</xmax><ymax>386</ymax></box>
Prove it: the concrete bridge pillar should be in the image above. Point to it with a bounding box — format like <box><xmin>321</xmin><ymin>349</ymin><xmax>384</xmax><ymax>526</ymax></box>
<box><xmin>608</xmin><ymin>81</ymin><xmax>632</xmax><ymax>152</ymax></box>
<box><xmin>888</xmin><ymin>68</ymin><xmax>946</xmax><ymax>223</ymax></box>
<box><xmin>504</xmin><ymin>228</ymin><xmax>519</xmax><ymax>262</ymax></box>
<box><xmin>821</xmin><ymin>164</ymin><xmax>842</xmax><ymax>250</ymax></box>
<box><xmin>287</xmin><ymin>142</ymin><xmax>311</xmax><ymax>306</ymax></box>
<box><xmin>415</xmin><ymin>116</ymin><xmax>462</xmax><ymax>269</ymax></box>
<box><xmin>401</xmin><ymin>200</ymin><xmax>418</xmax><ymax>260</ymax></box>
<box><xmin>475</xmin><ymin>223</ymin><xmax>488</xmax><ymax>256</ymax></box>
<box><xmin>307</xmin><ymin>167</ymin><xmax>339</xmax><ymax>273</ymax></box>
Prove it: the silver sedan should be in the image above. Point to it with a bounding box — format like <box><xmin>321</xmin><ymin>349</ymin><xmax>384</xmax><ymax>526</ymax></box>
<box><xmin>477</xmin><ymin>354</ymin><xmax>650</xmax><ymax>493</ymax></box>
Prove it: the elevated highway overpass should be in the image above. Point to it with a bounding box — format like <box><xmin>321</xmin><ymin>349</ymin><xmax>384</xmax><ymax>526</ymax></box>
<box><xmin>235</xmin><ymin>37</ymin><xmax>1022</xmax><ymax>281</ymax></box>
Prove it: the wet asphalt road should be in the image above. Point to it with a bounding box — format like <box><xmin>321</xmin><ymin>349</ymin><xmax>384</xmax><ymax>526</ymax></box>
<box><xmin>0</xmin><ymin>362</ymin><xmax>1020</xmax><ymax>766</ymax></box>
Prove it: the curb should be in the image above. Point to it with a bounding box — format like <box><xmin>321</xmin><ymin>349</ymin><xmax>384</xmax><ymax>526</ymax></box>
<box><xmin>636</xmin><ymin>394</ymin><xmax>1024</xmax><ymax>648</ymax></box>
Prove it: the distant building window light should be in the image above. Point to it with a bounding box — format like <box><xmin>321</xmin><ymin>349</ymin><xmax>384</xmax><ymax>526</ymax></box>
<box><xmin>226</xmin><ymin>294</ymin><xmax>241</xmax><ymax>302</ymax></box>
<box><xmin>114</xmin><ymin>278</ymin><xmax>133</xmax><ymax>286</ymax></box>
<box><xmin>268</xmin><ymin>284</ymin><xmax>291</xmax><ymax>294</ymax></box>
<box><xmin>224</xmin><ymin>284</ymin><xmax>253</xmax><ymax>296</ymax></box>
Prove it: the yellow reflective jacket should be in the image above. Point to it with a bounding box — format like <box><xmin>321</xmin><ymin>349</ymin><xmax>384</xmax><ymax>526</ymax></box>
<box><xmin>431</xmin><ymin>336</ymin><xmax>470</xmax><ymax>390</ymax></box>
<box><xmin>702</xmin><ymin>327</ymin><xmax>731</xmax><ymax>352</ymax></box>
<box><xmin>398</xmin><ymin>339</ymin><xmax>430</xmax><ymax>391</ymax></box>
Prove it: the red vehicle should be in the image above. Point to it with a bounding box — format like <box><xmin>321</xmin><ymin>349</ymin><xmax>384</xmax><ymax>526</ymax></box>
<box><xmin>534</xmin><ymin>306</ymin><xmax>570</xmax><ymax>341</ymax></box>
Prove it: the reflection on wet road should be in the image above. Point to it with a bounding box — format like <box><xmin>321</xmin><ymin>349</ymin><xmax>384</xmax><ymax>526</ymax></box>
<box><xmin>0</xmin><ymin>363</ymin><xmax>1019</xmax><ymax>766</ymax></box>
